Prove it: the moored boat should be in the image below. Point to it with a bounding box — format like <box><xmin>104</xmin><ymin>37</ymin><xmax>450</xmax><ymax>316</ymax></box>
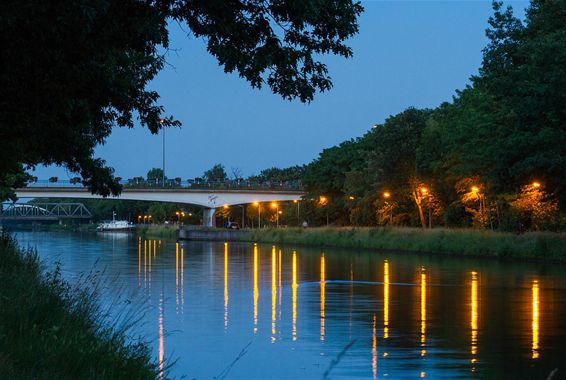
<box><xmin>97</xmin><ymin>212</ymin><xmax>134</xmax><ymax>232</ymax></box>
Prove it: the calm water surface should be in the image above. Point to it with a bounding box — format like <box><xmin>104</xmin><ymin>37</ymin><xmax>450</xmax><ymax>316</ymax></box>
<box><xmin>14</xmin><ymin>231</ymin><xmax>566</xmax><ymax>379</ymax></box>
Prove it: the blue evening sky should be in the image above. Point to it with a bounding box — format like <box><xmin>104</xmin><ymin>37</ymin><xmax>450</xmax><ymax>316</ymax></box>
<box><xmin>35</xmin><ymin>1</ymin><xmax>528</xmax><ymax>180</ymax></box>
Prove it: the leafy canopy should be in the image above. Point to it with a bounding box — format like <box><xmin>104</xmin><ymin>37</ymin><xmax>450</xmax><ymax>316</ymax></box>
<box><xmin>0</xmin><ymin>0</ymin><xmax>363</xmax><ymax>198</ymax></box>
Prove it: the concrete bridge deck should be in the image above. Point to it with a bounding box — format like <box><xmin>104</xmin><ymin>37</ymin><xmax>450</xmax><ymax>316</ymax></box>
<box><xmin>15</xmin><ymin>186</ymin><xmax>305</xmax><ymax>226</ymax></box>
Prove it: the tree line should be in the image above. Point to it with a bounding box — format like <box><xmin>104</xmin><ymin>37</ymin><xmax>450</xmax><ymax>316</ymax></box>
<box><xmin>280</xmin><ymin>1</ymin><xmax>566</xmax><ymax>231</ymax></box>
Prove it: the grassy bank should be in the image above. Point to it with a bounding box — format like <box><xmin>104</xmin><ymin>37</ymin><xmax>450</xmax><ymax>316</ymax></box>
<box><xmin>136</xmin><ymin>224</ymin><xmax>178</xmax><ymax>239</ymax></box>
<box><xmin>240</xmin><ymin>227</ymin><xmax>566</xmax><ymax>261</ymax></box>
<box><xmin>0</xmin><ymin>233</ymin><xmax>163</xmax><ymax>379</ymax></box>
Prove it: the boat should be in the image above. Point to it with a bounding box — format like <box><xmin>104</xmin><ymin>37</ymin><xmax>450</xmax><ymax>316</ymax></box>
<box><xmin>97</xmin><ymin>212</ymin><xmax>134</xmax><ymax>232</ymax></box>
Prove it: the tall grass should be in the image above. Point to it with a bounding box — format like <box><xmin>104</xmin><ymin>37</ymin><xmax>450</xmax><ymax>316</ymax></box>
<box><xmin>0</xmin><ymin>233</ymin><xmax>164</xmax><ymax>379</ymax></box>
<box><xmin>136</xmin><ymin>225</ymin><xmax>178</xmax><ymax>239</ymax></box>
<box><xmin>241</xmin><ymin>227</ymin><xmax>566</xmax><ymax>260</ymax></box>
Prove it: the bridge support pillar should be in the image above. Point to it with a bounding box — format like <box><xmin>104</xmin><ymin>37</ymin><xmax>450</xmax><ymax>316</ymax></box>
<box><xmin>203</xmin><ymin>208</ymin><xmax>216</xmax><ymax>227</ymax></box>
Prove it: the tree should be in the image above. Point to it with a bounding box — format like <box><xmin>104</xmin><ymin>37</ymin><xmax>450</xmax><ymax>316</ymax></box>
<box><xmin>147</xmin><ymin>204</ymin><xmax>167</xmax><ymax>224</ymax></box>
<box><xmin>203</xmin><ymin>164</ymin><xmax>227</xmax><ymax>182</ymax></box>
<box><xmin>511</xmin><ymin>184</ymin><xmax>559</xmax><ymax>231</ymax></box>
<box><xmin>472</xmin><ymin>0</ymin><xmax>566</xmax><ymax>204</ymax></box>
<box><xmin>1</xmin><ymin>0</ymin><xmax>363</xmax><ymax>199</ymax></box>
<box><xmin>146</xmin><ymin>168</ymin><xmax>165</xmax><ymax>183</ymax></box>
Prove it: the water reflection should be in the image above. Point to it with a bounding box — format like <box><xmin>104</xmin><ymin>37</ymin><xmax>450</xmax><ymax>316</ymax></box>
<box><xmin>175</xmin><ymin>242</ymin><xmax>179</xmax><ymax>309</ymax></box>
<box><xmin>224</xmin><ymin>242</ymin><xmax>229</xmax><ymax>330</ymax></box>
<box><xmin>420</xmin><ymin>267</ymin><xmax>427</xmax><ymax>358</ymax></box>
<box><xmin>253</xmin><ymin>244</ymin><xmax>259</xmax><ymax>333</ymax></box>
<box><xmin>372</xmin><ymin>314</ymin><xmax>377</xmax><ymax>379</ymax></box>
<box><xmin>471</xmin><ymin>271</ymin><xmax>478</xmax><ymax>368</ymax></box>
<box><xmin>532</xmin><ymin>280</ymin><xmax>539</xmax><ymax>359</ymax></box>
<box><xmin>292</xmin><ymin>250</ymin><xmax>298</xmax><ymax>341</ymax></box>
<box><xmin>320</xmin><ymin>253</ymin><xmax>326</xmax><ymax>342</ymax></box>
<box><xmin>158</xmin><ymin>291</ymin><xmax>165</xmax><ymax>380</ymax></box>
<box><xmin>18</xmin><ymin>233</ymin><xmax>566</xmax><ymax>380</ymax></box>
<box><xmin>384</xmin><ymin>260</ymin><xmax>390</xmax><ymax>340</ymax></box>
<box><xmin>271</xmin><ymin>246</ymin><xmax>277</xmax><ymax>342</ymax></box>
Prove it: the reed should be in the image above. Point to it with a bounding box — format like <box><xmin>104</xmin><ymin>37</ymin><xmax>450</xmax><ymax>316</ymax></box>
<box><xmin>240</xmin><ymin>227</ymin><xmax>566</xmax><ymax>260</ymax></box>
<box><xmin>0</xmin><ymin>233</ymin><xmax>165</xmax><ymax>379</ymax></box>
<box><xmin>136</xmin><ymin>225</ymin><xmax>178</xmax><ymax>239</ymax></box>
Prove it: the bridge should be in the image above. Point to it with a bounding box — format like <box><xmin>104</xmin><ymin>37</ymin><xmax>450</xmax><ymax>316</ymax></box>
<box><xmin>16</xmin><ymin>180</ymin><xmax>305</xmax><ymax>226</ymax></box>
<box><xmin>0</xmin><ymin>203</ymin><xmax>92</xmax><ymax>222</ymax></box>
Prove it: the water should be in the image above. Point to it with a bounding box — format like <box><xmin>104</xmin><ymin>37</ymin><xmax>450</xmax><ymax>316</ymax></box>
<box><xmin>13</xmin><ymin>231</ymin><xmax>566</xmax><ymax>379</ymax></box>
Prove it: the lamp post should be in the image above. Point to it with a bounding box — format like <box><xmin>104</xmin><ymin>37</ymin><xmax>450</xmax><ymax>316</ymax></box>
<box><xmin>420</xmin><ymin>187</ymin><xmax>431</xmax><ymax>229</ymax></box>
<box><xmin>293</xmin><ymin>200</ymin><xmax>300</xmax><ymax>226</ymax></box>
<box><xmin>383</xmin><ymin>192</ymin><xmax>393</xmax><ymax>224</ymax></box>
<box><xmin>160</xmin><ymin>119</ymin><xmax>165</xmax><ymax>187</ymax></box>
<box><xmin>254</xmin><ymin>202</ymin><xmax>261</xmax><ymax>228</ymax></box>
<box><xmin>471</xmin><ymin>186</ymin><xmax>482</xmax><ymax>215</ymax></box>
<box><xmin>235</xmin><ymin>205</ymin><xmax>245</xmax><ymax>228</ymax></box>
<box><xmin>319</xmin><ymin>196</ymin><xmax>329</xmax><ymax>227</ymax></box>
<box><xmin>271</xmin><ymin>202</ymin><xmax>279</xmax><ymax>228</ymax></box>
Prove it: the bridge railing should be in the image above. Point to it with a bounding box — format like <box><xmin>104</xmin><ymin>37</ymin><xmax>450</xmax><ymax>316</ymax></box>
<box><xmin>24</xmin><ymin>179</ymin><xmax>304</xmax><ymax>191</ymax></box>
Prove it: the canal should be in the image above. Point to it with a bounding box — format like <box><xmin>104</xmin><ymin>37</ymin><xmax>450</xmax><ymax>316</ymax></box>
<box><xmin>14</xmin><ymin>231</ymin><xmax>566</xmax><ymax>379</ymax></box>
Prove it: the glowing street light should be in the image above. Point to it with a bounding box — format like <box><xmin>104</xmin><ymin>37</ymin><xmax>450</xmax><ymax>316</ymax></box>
<box><xmin>318</xmin><ymin>196</ymin><xmax>329</xmax><ymax>226</ymax></box>
<box><xmin>532</xmin><ymin>182</ymin><xmax>541</xmax><ymax>188</ymax></box>
<box><xmin>383</xmin><ymin>192</ymin><xmax>393</xmax><ymax>224</ymax></box>
<box><xmin>471</xmin><ymin>186</ymin><xmax>479</xmax><ymax>193</ymax></box>
<box><xmin>420</xmin><ymin>187</ymin><xmax>431</xmax><ymax>228</ymax></box>
<box><xmin>271</xmin><ymin>202</ymin><xmax>280</xmax><ymax>228</ymax></box>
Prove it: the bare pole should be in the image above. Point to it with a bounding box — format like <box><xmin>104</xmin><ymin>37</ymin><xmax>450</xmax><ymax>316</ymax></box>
<box><xmin>160</xmin><ymin>119</ymin><xmax>165</xmax><ymax>187</ymax></box>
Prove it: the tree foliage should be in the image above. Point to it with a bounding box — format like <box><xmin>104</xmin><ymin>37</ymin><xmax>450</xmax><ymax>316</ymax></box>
<box><xmin>203</xmin><ymin>164</ymin><xmax>227</xmax><ymax>182</ymax></box>
<box><xmin>297</xmin><ymin>0</ymin><xmax>566</xmax><ymax>231</ymax></box>
<box><xmin>1</xmin><ymin>0</ymin><xmax>363</xmax><ymax>199</ymax></box>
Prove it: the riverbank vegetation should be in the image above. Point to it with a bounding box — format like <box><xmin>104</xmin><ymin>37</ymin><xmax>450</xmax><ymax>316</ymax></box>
<box><xmin>227</xmin><ymin>1</ymin><xmax>566</xmax><ymax>234</ymax></box>
<box><xmin>240</xmin><ymin>227</ymin><xmax>566</xmax><ymax>261</ymax></box>
<box><xmin>0</xmin><ymin>233</ymin><xmax>163</xmax><ymax>379</ymax></box>
<box><xmin>136</xmin><ymin>225</ymin><xmax>178</xmax><ymax>239</ymax></box>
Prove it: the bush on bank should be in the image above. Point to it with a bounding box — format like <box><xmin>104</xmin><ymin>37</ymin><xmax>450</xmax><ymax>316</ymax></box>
<box><xmin>0</xmin><ymin>233</ymin><xmax>163</xmax><ymax>379</ymax></box>
<box><xmin>240</xmin><ymin>227</ymin><xmax>566</xmax><ymax>260</ymax></box>
<box><xmin>136</xmin><ymin>225</ymin><xmax>178</xmax><ymax>239</ymax></box>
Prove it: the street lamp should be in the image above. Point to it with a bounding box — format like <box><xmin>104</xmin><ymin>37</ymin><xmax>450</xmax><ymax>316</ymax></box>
<box><xmin>148</xmin><ymin>215</ymin><xmax>152</xmax><ymax>224</ymax></box>
<box><xmin>160</xmin><ymin>119</ymin><xmax>165</xmax><ymax>187</ymax></box>
<box><xmin>293</xmin><ymin>199</ymin><xmax>300</xmax><ymax>226</ymax></box>
<box><xmin>319</xmin><ymin>196</ymin><xmax>329</xmax><ymax>226</ymax></box>
<box><xmin>420</xmin><ymin>187</ymin><xmax>431</xmax><ymax>228</ymax></box>
<box><xmin>271</xmin><ymin>202</ymin><xmax>279</xmax><ymax>228</ymax></box>
<box><xmin>138</xmin><ymin>215</ymin><xmax>142</xmax><ymax>224</ymax></box>
<box><xmin>383</xmin><ymin>192</ymin><xmax>393</xmax><ymax>224</ymax></box>
<box><xmin>253</xmin><ymin>202</ymin><xmax>261</xmax><ymax>228</ymax></box>
<box><xmin>532</xmin><ymin>181</ymin><xmax>541</xmax><ymax>188</ymax></box>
